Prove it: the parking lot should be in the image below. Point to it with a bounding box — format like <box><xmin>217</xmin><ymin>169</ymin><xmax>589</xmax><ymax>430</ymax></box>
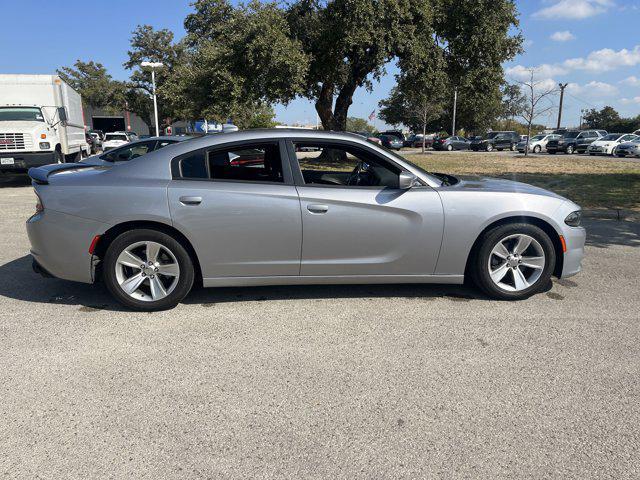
<box><xmin>1</xmin><ymin>172</ymin><xmax>639</xmax><ymax>478</ymax></box>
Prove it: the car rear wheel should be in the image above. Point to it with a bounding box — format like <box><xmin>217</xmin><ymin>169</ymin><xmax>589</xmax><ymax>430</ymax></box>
<box><xmin>533</xmin><ymin>145</ymin><xmax>541</xmax><ymax>153</ymax></box>
<box><xmin>103</xmin><ymin>229</ymin><xmax>194</xmax><ymax>311</ymax></box>
<box><xmin>446</xmin><ymin>144</ymin><xmax>453</xmax><ymax>151</ymax></box>
<box><xmin>510</xmin><ymin>143</ymin><xmax>516</xmax><ymax>151</ymax></box>
<box><xmin>486</xmin><ymin>144</ymin><xmax>493</xmax><ymax>152</ymax></box>
<box><xmin>566</xmin><ymin>145</ymin><xmax>574</xmax><ymax>154</ymax></box>
<box><xmin>471</xmin><ymin>223</ymin><xmax>555</xmax><ymax>300</ymax></box>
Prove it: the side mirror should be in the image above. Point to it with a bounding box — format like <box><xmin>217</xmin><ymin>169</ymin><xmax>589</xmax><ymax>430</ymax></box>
<box><xmin>399</xmin><ymin>172</ymin><xmax>418</xmax><ymax>190</ymax></box>
<box><xmin>57</xmin><ymin>107</ymin><xmax>68</xmax><ymax>125</ymax></box>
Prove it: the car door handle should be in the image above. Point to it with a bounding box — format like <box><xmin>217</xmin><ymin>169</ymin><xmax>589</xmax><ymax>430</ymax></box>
<box><xmin>307</xmin><ymin>204</ymin><xmax>329</xmax><ymax>214</ymax></box>
<box><xmin>179</xmin><ymin>196</ymin><xmax>202</xmax><ymax>205</ymax></box>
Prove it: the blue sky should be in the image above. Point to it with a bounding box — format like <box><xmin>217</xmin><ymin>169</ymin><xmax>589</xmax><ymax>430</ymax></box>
<box><xmin>2</xmin><ymin>0</ymin><xmax>639</xmax><ymax>129</ymax></box>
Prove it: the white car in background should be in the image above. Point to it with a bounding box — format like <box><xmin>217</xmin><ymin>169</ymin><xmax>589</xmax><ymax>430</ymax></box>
<box><xmin>588</xmin><ymin>133</ymin><xmax>638</xmax><ymax>156</ymax></box>
<box><xmin>516</xmin><ymin>133</ymin><xmax>560</xmax><ymax>154</ymax></box>
<box><xmin>613</xmin><ymin>137</ymin><xmax>640</xmax><ymax>158</ymax></box>
<box><xmin>102</xmin><ymin>132</ymin><xmax>131</xmax><ymax>151</ymax></box>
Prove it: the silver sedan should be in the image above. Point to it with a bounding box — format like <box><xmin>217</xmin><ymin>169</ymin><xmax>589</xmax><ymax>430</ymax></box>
<box><xmin>26</xmin><ymin>130</ymin><xmax>586</xmax><ymax>310</ymax></box>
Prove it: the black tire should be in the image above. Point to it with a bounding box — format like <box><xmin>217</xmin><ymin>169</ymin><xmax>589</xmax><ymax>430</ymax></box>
<box><xmin>54</xmin><ymin>149</ymin><xmax>63</xmax><ymax>164</ymax></box>
<box><xmin>566</xmin><ymin>145</ymin><xmax>574</xmax><ymax>154</ymax></box>
<box><xmin>447</xmin><ymin>144</ymin><xmax>453</xmax><ymax>151</ymax></box>
<box><xmin>486</xmin><ymin>144</ymin><xmax>493</xmax><ymax>152</ymax></box>
<box><xmin>510</xmin><ymin>143</ymin><xmax>516</xmax><ymax>151</ymax></box>
<box><xmin>533</xmin><ymin>145</ymin><xmax>541</xmax><ymax>153</ymax></box>
<box><xmin>470</xmin><ymin>223</ymin><xmax>555</xmax><ymax>300</ymax></box>
<box><xmin>103</xmin><ymin>229</ymin><xmax>195</xmax><ymax>311</ymax></box>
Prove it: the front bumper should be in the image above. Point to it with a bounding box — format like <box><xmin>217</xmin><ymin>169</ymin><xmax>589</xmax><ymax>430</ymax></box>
<box><xmin>27</xmin><ymin>209</ymin><xmax>108</xmax><ymax>284</ymax></box>
<box><xmin>0</xmin><ymin>151</ymin><xmax>55</xmax><ymax>171</ymax></box>
<box><xmin>559</xmin><ymin>224</ymin><xmax>586</xmax><ymax>278</ymax></box>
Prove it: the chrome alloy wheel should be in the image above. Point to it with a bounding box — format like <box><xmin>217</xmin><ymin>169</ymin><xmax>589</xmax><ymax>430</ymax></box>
<box><xmin>115</xmin><ymin>241</ymin><xmax>180</xmax><ymax>302</ymax></box>
<box><xmin>487</xmin><ymin>234</ymin><xmax>545</xmax><ymax>292</ymax></box>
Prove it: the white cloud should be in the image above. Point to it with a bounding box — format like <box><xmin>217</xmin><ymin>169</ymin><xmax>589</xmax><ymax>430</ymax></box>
<box><xmin>550</xmin><ymin>30</ymin><xmax>576</xmax><ymax>41</ymax></box>
<box><xmin>620</xmin><ymin>76</ymin><xmax>640</xmax><ymax>87</ymax></box>
<box><xmin>533</xmin><ymin>0</ymin><xmax>615</xmax><ymax>20</ymax></box>
<box><xmin>567</xmin><ymin>81</ymin><xmax>619</xmax><ymax>97</ymax></box>
<box><xmin>506</xmin><ymin>64</ymin><xmax>568</xmax><ymax>81</ymax></box>
<box><xmin>620</xmin><ymin>97</ymin><xmax>640</xmax><ymax>104</ymax></box>
<box><xmin>563</xmin><ymin>45</ymin><xmax>640</xmax><ymax>72</ymax></box>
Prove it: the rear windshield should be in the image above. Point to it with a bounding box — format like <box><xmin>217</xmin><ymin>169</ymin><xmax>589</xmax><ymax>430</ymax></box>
<box><xmin>105</xmin><ymin>134</ymin><xmax>128</xmax><ymax>141</ymax></box>
<box><xmin>0</xmin><ymin>107</ymin><xmax>44</xmax><ymax>122</ymax></box>
<box><xmin>563</xmin><ymin>131</ymin><xmax>580</xmax><ymax>139</ymax></box>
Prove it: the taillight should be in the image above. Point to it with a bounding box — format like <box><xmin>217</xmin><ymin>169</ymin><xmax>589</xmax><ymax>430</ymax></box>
<box><xmin>34</xmin><ymin>191</ymin><xmax>44</xmax><ymax>214</ymax></box>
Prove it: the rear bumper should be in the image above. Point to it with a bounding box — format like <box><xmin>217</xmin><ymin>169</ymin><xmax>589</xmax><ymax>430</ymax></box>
<box><xmin>1</xmin><ymin>151</ymin><xmax>56</xmax><ymax>171</ymax></box>
<box><xmin>27</xmin><ymin>209</ymin><xmax>108</xmax><ymax>284</ymax></box>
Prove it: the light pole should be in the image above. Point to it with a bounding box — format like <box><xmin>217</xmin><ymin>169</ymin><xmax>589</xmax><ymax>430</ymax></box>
<box><xmin>141</xmin><ymin>61</ymin><xmax>164</xmax><ymax>136</ymax></box>
<box><xmin>451</xmin><ymin>87</ymin><xmax>458</xmax><ymax>135</ymax></box>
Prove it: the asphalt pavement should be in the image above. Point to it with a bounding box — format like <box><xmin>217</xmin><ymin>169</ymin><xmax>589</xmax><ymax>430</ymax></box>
<box><xmin>1</xmin><ymin>177</ymin><xmax>639</xmax><ymax>479</ymax></box>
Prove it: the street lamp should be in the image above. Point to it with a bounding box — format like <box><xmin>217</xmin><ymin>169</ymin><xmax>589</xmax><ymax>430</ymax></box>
<box><xmin>140</xmin><ymin>61</ymin><xmax>164</xmax><ymax>136</ymax></box>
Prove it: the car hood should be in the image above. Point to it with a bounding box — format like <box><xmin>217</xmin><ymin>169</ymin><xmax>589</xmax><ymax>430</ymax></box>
<box><xmin>445</xmin><ymin>175</ymin><xmax>566</xmax><ymax>200</ymax></box>
<box><xmin>590</xmin><ymin>140</ymin><xmax>614</xmax><ymax>147</ymax></box>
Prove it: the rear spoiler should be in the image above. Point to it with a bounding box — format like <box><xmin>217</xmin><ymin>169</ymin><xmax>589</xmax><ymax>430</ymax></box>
<box><xmin>28</xmin><ymin>163</ymin><xmax>93</xmax><ymax>185</ymax></box>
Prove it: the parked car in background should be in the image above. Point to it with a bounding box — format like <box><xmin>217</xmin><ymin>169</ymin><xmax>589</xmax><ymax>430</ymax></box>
<box><xmin>102</xmin><ymin>132</ymin><xmax>131</xmax><ymax>151</ymax></box>
<box><xmin>126</xmin><ymin>132</ymin><xmax>139</xmax><ymax>141</ymax></box>
<box><xmin>409</xmin><ymin>134</ymin><xmax>434</xmax><ymax>149</ymax></box>
<box><xmin>546</xmin><ymin>130</ymin><xmax>606</xmax><ymax>154</ymax></box>
<box><xmin>378</xmin><ymin>134</ymin><xmax>403</xmax><ymax>150</ymax></box>
<box><xmin>88</xmin><ymin>132</ymin><xmax>103</xmax><ymax>153</ymax></box>
<box><xmin>470</xmin><ymin>131</ymin><xmax>520</xmax><ymax>152</ymax></box>
<box><xmin>517</xmin><ymin>134</ymin><xmax>560</xmax><ymax>154</ymax></box>
<box><xmin>85</xmin><ymin>133</ymin><xmax>97</xmax><ymax>155</ymax></box>
<box><xmin>81</xmin><ymin>136</ymin><xmax>188</xmax><ymax>166</ymax></box>
<box><xmin>27</xmin><ymin>129</ymin><xmax>585</xmax><ymax>310</ymax></box>
<box><xmin>380</xmin><ymin>130</ymin><xmax>405</xmax><ymax>142</ymax></box>
<box><xmin>432</xmin><ymin>136</ymin><xmax>470</xmax><ymax>151</ymax></box>
<box><xmin>613</xmin><ymin>137</ymin><xmax>640</xmax><ymax>158</ymax></box>
<box><xmin>352</xmin><ymin>131</ymin><xmax>382</xmax><ymax>145</ymax></box>
<box><xmin>588</xmin><ymin>133</ymin><xmax>638</xmax><ymax>156</ymax></box>
<box><xmin>576</xmin><ymin>130</ymin><xmax>607</xmax><ymax>153</ymax></box>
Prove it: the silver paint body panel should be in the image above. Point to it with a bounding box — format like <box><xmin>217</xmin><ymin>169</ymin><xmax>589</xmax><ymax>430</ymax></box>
<box><xmin>26</xmin><ymin>129</ymin><xmax>586</xmax><ymax>286</ymax></box>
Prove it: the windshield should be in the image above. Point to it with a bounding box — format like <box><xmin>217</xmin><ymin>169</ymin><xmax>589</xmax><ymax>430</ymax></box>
<box><xmin>485</xmin><ymin>132</ymin><xmax>499</xmax><ymax>139</ymax></box>
<box><xmin>0</xmin><ymin>107</ymin><xmax>44</xmax><ymax>122</ymax></box>
<box><xmin>563</xmin><ymin>131</ymin><xmax>580</xmax><ymax>139</ymax></box>
<box><xmin>105</xmin><ymin>134</ymin><xmax>128</xmax><ymax>141</ymax></box>
<box><xmin>601</xmin><ymin>134</ymin><xmax>621</xmax><ymax>141</ymax></box>
<box><xmin>531</xmin><ymin>135</ymin><xmax>545</xmax><ymax>141</ymax></box>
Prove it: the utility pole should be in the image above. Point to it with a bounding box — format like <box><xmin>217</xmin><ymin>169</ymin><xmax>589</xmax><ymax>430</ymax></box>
<box><xmin>451</xmin><ymin>87</ymin><xmax>458</xmax><ymax>135</ymax></box>
<box><xmin>557</xmin><ymin>83</ymin><xmax>568</xmax><ymax>130</ymax></box>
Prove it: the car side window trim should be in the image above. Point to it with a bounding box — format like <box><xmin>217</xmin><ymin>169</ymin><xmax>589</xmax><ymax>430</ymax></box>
<box><xmin>171</xmin><ymin>138</ymin><xmax>295</xmax><ymax>185</ymax></box>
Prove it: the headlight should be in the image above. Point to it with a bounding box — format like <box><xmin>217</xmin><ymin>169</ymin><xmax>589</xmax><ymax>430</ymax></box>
<box><xmin>39</xmin><ymin>142</ymin><xmax>50</xmax><ymax>149</ymax></box>
<box><xmin>564</xmin><ymin>211</ymin><xmax>582</xmax><ymax>227</ymax></box>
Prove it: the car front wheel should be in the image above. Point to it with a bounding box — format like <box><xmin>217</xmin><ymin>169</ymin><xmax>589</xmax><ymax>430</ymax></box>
<box><xmin>471</xmin><ymin>223</ymin><xmax>555</xmax><ymax>300</ymax></box>
<box><xmin>446</xmin><ymin>144</ymin><xmax>453</xmax><ymax>151</ymax></box>
<box><xmin>486</xmin><ymin>144</ymin><xmax>493</xmax><ymax>152</ymax></box>
<box><xmin>533</xmin><ymin>145</ymin><xmax>541</xmax><ymax>153</ymax></box>
<box><xmin>103</xmin><ymin>229</ymin><xmax>195</xmax><ymax>311</ymax></box>
<box><xmin>566</xmin><ymin>145</ymin><xmax>574</xmax><ymax>154</ymax></box>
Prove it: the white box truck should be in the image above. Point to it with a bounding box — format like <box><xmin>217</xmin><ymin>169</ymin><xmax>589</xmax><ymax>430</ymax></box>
<box><xmin>0</xmin><ymin>74</ymin><xmax>90</xmax><ymax>172</ymax></box>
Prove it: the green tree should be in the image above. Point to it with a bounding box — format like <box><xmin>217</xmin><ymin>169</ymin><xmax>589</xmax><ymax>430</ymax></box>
<box><xmin>124</xmin><ymin>25</ymin><xmax>186</xmax><ymax>132</ymax></box>
<box><xmin>500</xmin><ymin>83</ymin><xmax>527</xmax><ymax>129</ymax></box>
<box><xmin>346</xmin><ymin>117</ymin><xmax>375</xmax><ymax>133</ymax></box>
<box><xmin>165</xmin><ymin>1</ymin><xmax>308</xmax><ymax>123</ymax></box>
<box><xmin>57</xmin><ymin>60</ymin><xmax>126</xmax><ymax>112</ymax></box>
<box><xmin>173</xmin><ymin>0</ymin><xmax>522</xmax><ymax>132</ymax></box>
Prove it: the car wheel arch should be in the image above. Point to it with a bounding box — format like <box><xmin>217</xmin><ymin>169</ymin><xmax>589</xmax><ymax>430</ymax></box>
<box><xmin>464</xmin><ymin>215</ymin><xmax>564</xmax><ymax>280</ymax></box>
<box><xmin>93</xmin><ymin>220</ymin><xmax>203</xmax><ymax>286</ymax></box>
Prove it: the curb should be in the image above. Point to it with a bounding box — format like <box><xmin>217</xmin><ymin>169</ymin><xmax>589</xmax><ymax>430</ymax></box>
<box><xmin>582</xmin><ymin>209</ymin><xmax>640</xmax><ymax>222</ymax></box>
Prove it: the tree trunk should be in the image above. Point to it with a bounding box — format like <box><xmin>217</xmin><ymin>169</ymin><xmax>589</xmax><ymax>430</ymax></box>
<box><xmin>314</xmin><ymin>81</ymin><xmax>357</xmax><ymax>132</ymax></box>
